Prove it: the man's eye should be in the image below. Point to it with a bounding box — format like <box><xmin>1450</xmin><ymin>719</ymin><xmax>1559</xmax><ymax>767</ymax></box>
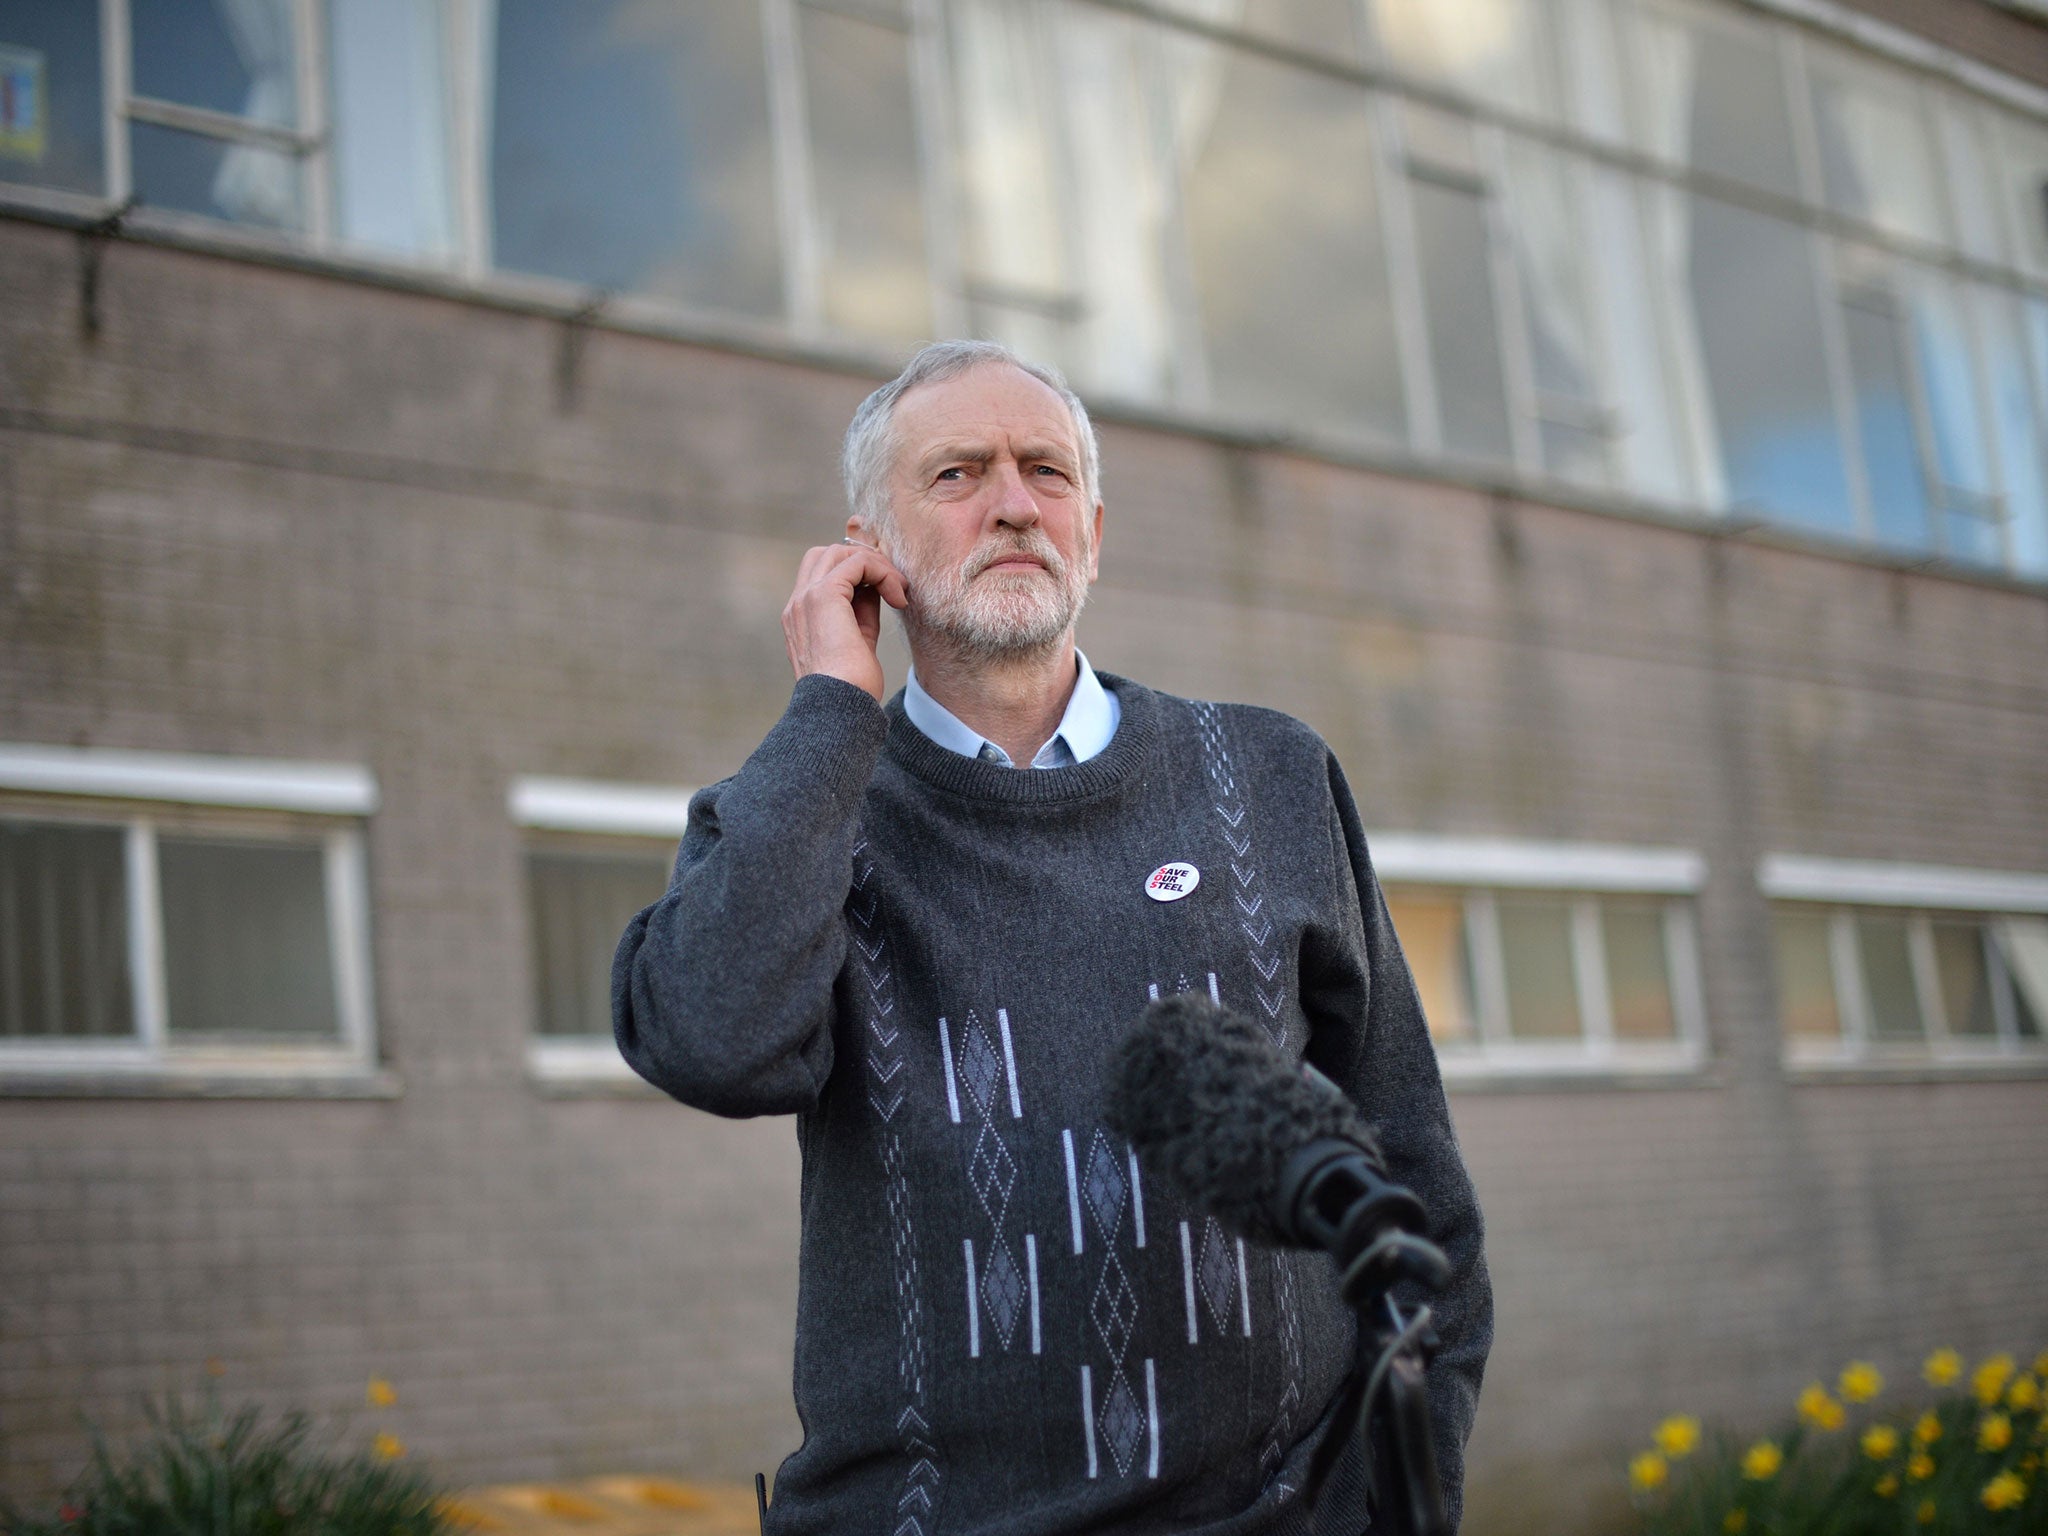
<box><xmin>935</xmin><ymin>467</ymin><xmax>964</xmax><ymax>481</ymax></box>
<box><xmin>1033</xmin><ymin>464</ymin><xmax>1067</xmax><ymax>479</ymax></box>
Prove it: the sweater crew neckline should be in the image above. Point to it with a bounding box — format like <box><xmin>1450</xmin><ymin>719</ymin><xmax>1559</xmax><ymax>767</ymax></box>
<box><xmin>883</xmin><ymin>671</ymin><xmax>1158</xmax><ymax>804</ymax></box>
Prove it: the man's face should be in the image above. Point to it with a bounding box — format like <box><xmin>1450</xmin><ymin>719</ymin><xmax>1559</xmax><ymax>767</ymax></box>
<box><xmin>872</xmin><ymin>363</ymin><xmax>1102</xmax><ymax>662</ymax></box>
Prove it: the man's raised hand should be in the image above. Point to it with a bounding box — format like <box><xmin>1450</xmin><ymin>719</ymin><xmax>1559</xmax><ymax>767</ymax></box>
<box><xmin>782</xmin><ymin>540</ymin><xmax>909</xmax><ymax>702</ymax></box>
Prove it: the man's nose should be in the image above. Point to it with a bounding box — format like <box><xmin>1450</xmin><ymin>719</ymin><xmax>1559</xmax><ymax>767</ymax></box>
<box><xmin>988</xmin><ymin>461</ymin><xmax>1042</xmax><ymax>529</ymax></box>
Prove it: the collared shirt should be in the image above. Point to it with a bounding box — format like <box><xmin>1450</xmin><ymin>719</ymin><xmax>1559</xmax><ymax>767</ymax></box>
<box><xmin>902</xmin><ymin>649</ymin><xmax>1121</xmax><ymax>768</ymax></box>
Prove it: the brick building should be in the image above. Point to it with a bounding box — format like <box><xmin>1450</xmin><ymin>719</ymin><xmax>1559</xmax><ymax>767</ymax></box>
<box><xmin>2</xmin><ymin>1</ymin><xmax>2046</xmax><ymax>1531</ymax></box>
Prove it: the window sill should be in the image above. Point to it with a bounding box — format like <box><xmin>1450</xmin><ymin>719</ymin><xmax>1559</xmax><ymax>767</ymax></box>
<box><xmin>1784</xmin><ymin>1047</ymin><xmax>2048</xmax><ymax>1084</ymax></box>
<box><xmin>1437</xmin><ymin>1045</ymin><xmax>1714</xmax><ymax>1092</ymax></box>
<box><xmin>0</xmin><ymin>1057</ymin><xmax>400</xmax><ymax>1098</ymax></box>
<box><xmin>525</xmin><ymin>1038</ymin><xmax>664</xmax><ymax>1097</ymax></box>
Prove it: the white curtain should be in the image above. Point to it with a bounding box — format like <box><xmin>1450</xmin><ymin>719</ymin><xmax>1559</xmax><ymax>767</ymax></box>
<box><xmin>329</xmin><ymin>0</ymin><xmax>456</xmax><ymax>256</ymax></box>
<box><xmin>210</xmin><ymin>0</ymin><xmax>299</xmax><ymax>225</ymax></box>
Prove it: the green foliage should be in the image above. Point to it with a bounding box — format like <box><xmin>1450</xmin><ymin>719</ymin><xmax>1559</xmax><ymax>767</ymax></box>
<box><xmin>1628</xmin><ymin>1352</ymin><xmax>2048</xmax><ymax>1536</ymax></box>
<box><xmin>1</xmin><ymin>1391</ymin><xmax>453</xmax><ymax>1536</ymax></box>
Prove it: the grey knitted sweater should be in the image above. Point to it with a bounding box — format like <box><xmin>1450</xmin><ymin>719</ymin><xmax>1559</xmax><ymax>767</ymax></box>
<box><xmin>613</xmin><ymin>672</ymin><xmax>1490</xmax><ymax>1536</ymax></box>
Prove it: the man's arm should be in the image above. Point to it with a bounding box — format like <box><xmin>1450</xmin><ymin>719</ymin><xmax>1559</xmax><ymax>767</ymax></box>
<box><xmin>611</xmin><ymin>541</ymin><xmax>909</xmax><ymax>1117</ymax></box>
<box><xmin>1300</xmin><ymin>753</ymin><xmax>1494</xmax><ymax>1531</ymax></box>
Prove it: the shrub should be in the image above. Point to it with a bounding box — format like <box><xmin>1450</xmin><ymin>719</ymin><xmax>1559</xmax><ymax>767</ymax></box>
<box><xmin>1628</xmin><ymin>1349</ymin><xmax>2048</xmax><ymax>1536</ymax></box>
<box><xmin>1</xmin><ymin>1387</ymin><xmax>453</xmax><ymax>1536</ymax></box>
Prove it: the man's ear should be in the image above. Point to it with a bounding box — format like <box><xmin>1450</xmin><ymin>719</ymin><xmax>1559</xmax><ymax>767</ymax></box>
<box><xmin>844</xmin><ymin>515</ymin><xmax>877</xmax><ymax>549</ymax></box>
<box><xmin>1086</xmin><ymin>500</ymin><xmax>1105</xmax><ymax>582</ymax></box>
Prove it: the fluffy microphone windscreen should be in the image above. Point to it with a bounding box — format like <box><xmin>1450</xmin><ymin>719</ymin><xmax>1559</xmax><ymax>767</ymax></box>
<box><xmin>1103</xmin><ymin>993</ymin><xmax>1367</xmax><ymax>1246</ymax></box>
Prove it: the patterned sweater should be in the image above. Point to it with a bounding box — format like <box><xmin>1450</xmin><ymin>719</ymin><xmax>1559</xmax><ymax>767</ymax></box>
<box><xmin>613</xmin><ymin>672</ymin><xmax>1491</xmax><ymax>1536</ymax></box>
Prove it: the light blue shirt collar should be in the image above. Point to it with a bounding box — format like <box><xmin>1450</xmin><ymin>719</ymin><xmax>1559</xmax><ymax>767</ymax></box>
<box><xmin>903</xmin><ymin>649</ymin><xmax>1121</xmax><ymax>768</ymax></box>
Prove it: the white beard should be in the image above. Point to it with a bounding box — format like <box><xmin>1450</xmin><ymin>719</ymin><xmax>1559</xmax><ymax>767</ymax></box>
<box><xmin>900</xmin><ymin>527</ymin><xmax>1091</xmax><ymax>663</ymax></box>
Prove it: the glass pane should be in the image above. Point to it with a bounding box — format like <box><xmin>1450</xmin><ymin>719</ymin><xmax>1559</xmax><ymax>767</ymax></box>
<box><xmin>1384</xmin><ymin>890</ymin><xmax>1474</xmax><ymax>1045</ymax></box>
<box><xmin>1503</xmin><ymin>140</ymin><xmax>1609</xmax><ymax>487</ymax></box>
<box><xmin>131</xmin><ymin>0</ymin><xmax>296</xmax><ymax>127</ymax></box>
<box><xmin>0</xmin><ymin>6</ymin><xmax>105</xmax><ymax>195</ymax></box>
<box><xmin>1153</xmin><ymin>0</ymin><xmax>1362</xmax><ymax>59</ymax></box>
<box><xmin>130</xmin><ymin>120</ymin><xmax>302</xmax><ymax>229</ymax></box>
<box><xmin>0</xmin><ymin>822</ymin><xmax>132</xmax><ymax>1039</ymax></box>
<box><xmin>1994</xmin><ymin>111</ymin><xmax>2048</xmax><ymax>279</ymax></box>
<box><xmin>1373</xmin><ymin>0</ymin><xmax>1555</xmax><ymax>118</ymax></box>
<box><xmin>1773</xmin><ymin>907</ymin><xmax>1839</xmax><ymax>1040</ymax></box>
<box><xmin>799</xmin><ymin>7</ymin><xmax>930</xmax><ymax>347</ymax></box>
<box><xmin>1587</xmin><ymin>168</ymin><xmax>1693</xmax><ymax>503</ymax></box>
<box><xmin>1854</xmin><ymin>913</ymin><xmax>1923</xmax><ymax>1043</ymax></box>
<box><xmin>159</xmin><ymin>837</ymin><xmax>338</xmax><ymax>1039</ymax></box>
<box><xmin>1839</xmin><ymin>280</ymin><xmax>1937</xmax><ymax>553</ymax></box>
<box><xmin>951</xmin><ymin>0</ymin><xmax>1072</xmax><ymax>367</ymax></box>
<box><xmin>1495</xmin><ymin>894</ymin><xmax>1580</xmax><ymax>1039</ymax></box>
<box><xmin>1977</xmin><ymin>286</ymin><xmax>2044</xmax><ymax>577</ymax></box>
<box><xmin>528</xmin><ymin>848</ymin><xmax>671</xmax><ymax>1038</ymax></box>
<box><xmin>1932</xmin><ymin>920</ymin><xmax>1994</xmax><ymax>1038</ymax></box>
<box><xmin>1181</xmin><ymin>42</ymin><xmax>1406</xmax><ymax>442</ymax></box>
<box><xmin>491</xmin><ymin>0</ymin><xmax>782</xmax><ymax>316</ymax></box>
<box><xmin>1905</xmin><ymin>267</ymin><xmax>1993</xmax><ymax>499</ymax></box>
<box><xmin>1807</xmin><ymin>50</ymin><xmax>1944</xmax><ymax>247</ymax></box>
<box><xmin>1685</xmin><ymin>194</ymin><xmax>1855</xmax><ymax>535</ymax></box>
<box><xmin>1632</xmin><ymin>2</ymin><xmax>1799</xmax><ymax>198</ymax></box>
<box><xmin>328</xmin><ymin>0</ymin><xmax>454</xmax><ymax>258</ymax></box>
<box><xmin>1412</xmin><ymin>177</ymin><xmax>1514</xmax><ymax>464</ymax></box>
<box><xmin>1556</xmin><ymin>0</ymin><xmax>1628</xmax><ymax>145</ymax></box>
<box><xmin>1603</xmin><ymin>901</ymin><xmax>1675</xmax><ymax>1040</ymax></box>
<box><xmin>1936</xmin><ymin>102</ymin><xmax>2005</xmax><ymax>265</ymax></box>
<box><xmin>1051</xmin><ymin>6</ymin><xmax>1176</xmax><ymax>400</ymax></box>
<box><xmin>1993</xmin><ymin>917</ymin><xmax>2048</xmax><ymax>1040</ymax></box>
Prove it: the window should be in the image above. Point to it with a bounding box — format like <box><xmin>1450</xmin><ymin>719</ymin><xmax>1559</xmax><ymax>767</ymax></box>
<box><xmin>0</xmin><ymin>745</ymin><xmax>378</xmax><ymax>1088</ymax></box>
<box><xmin>0</xmin><ymin>2</ymin><xmax>104</xmax><ymax>196</ymax></box>
<box><xmin>510</xmin><ymin>776</ymin><xmax>688</xmax><ymax>1085</ymax></box>
<box><xmin>1376</xmin><ymin>836</ymin><xmax>1707</xmax><ymax>1075</ymax></box>
<box><xmin>1762</xmin><ymin>855</ymin><xmax>2048</xmax><ymax>1065</ymax></box>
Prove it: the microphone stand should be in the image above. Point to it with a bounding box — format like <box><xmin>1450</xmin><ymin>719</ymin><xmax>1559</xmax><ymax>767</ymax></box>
<box><xmin>1286</xmin><ymin>1145</ymin><xmax>1452</xmax><ymax>1536</ymax></box>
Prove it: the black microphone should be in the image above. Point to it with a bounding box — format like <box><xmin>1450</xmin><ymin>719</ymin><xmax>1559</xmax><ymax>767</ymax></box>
<box><xmin>1103</xmin><ymin>992</ymin><xmax>1449</xmax><ymax>1304</ymax></box>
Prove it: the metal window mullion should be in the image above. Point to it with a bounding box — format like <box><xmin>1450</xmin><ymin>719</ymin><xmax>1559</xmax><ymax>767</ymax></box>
<box><xmin>762</xmin><ymin>0</ymin><xmax>824</xmax><ymax>337</ymax></box>
<box><xmin>325</xmin><ymin>828</ymin><xmax>375</xmax><ymax>1064</ymax></box>
<box><xmin>298</xmin><ymin>0</ymin><xmax>332</xmax><ymax>244</ymax></box>
<box><xmin>1465</xmin><ymin>891</ymin><xmax>1511</xmax><ymax>1046</ymax></box>
<box><xmin>1373</xmin><ymin>95</ymin><xmax>1440</xmax><ymax>456</ymax></box>
<box><xmin>1908</xmin><ymin>911</ymin><xmax>1948</xmax><ymax>1049</ymax></box>
<box><xmin>126</xmin><ymin>819</ymin><xmax>166</xmax><ymax>1052</ymax></box>
<box><xmin>1665</xmin><ymin>900</ymin><xmax>1708</xmax><ymax>1052</ymax></box>
<box><xmin>1830</xmin><ymin>908</ymin><xmax>1870</xmax><ymax>1058</ymax></box>
<box><xmin>449</xmin><ymin>0</ymin><xmax>492</xmax><ymax>280</ymax></box>
<box><xmin>907</xmin><ymin>0</ymin><xmax>965</xmax><ymax>341</ymax></box>
<box><xmin>102</xmin><ymin>0</ymin><xmax>131</xmax><ymax>201</ymax></box>
<box><xmin>1478</xmin><ymin>122</ymin><xmax>1545</xmax><ymax>478</ymax></box>
<box><xmin>124</xmin><ymin>97</ymin><xmax>315</xmax><ymax>153</ymax></box>
<box><xmin>1572</xmin><ymin>896</ymin><xmax>1614</xmax><ymax>1055</ymax></box>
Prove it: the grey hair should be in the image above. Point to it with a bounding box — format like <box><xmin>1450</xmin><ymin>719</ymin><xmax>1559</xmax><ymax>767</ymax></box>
<box><xmin>841</xmin><ymin>339</ymin><xmax>1102</xmax><ymax>539</ymax></box>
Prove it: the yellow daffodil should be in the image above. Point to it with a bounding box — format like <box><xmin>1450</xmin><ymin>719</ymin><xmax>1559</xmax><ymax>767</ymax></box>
<box><xmin>1981</xmin><ymin>1412</ymin><xmax>2014</xmax><ymax>1453</ymax></box>
<box><xmin>1798</xmin><ymin>1383</ymin><xmax>1847</xmax><ymax>1431</ymax></box>
<box><xmin>1630</xmin><ymin>1451</ymin><xmax>1669</xmax><ymax>1492</ymax></box>
<box><xmin>1982</xmin><ymin>1471</ymin><xmax>2027</xmax><ymax>1513</ymax></box>
<box><xmin>1915</xmin><ymin>1412</ymin><xmax>1943</xmax><ymax>1445</ymax></box>
<box><xmin>1875</xmin><ymin>1473</ymin><xmax>1899</xmax><ymax>1498</ymax></box>
<box><xmin>1976</xmin><ymin>1354</ymin><xmax>2017</xmax><ymax>1407</ymax></box>
<box><xmin>1908</xmin><ymin>1452</ymin><xmax>1936</xmax><ymax>1482</ymax></box>
<box><xmin>1863</xmin><ymin>1424</ymin><xmax>1901</xmax><ymax>1460</ymax></box>
<box><xmin>1916</xmin><ymin>1498</ymin><xmax>1936</xmax><ymax>1525</ymax></box>
<box><xmin>366</xmin><ymin>1377</ymin><xmax>397</xmax><ymax>1408</ymax></box>
<box><xmin>372</xmin><ymin>1432</ymin><xmax>406</xmax><ymax>1460</ymax></box>
<box><xmin>1743</xmin><ymin>1442</ymin><xmax>1783</xmax><ymax>1481</ymax></box>
<box><xmin>1655</xmin><ymin>1416</ymin><xmax>1702</xmax><ymax>1459</ymax></box>
<box><xmin>1840</xmin><ymin>1362</ymin><xmax>1884</xmax><ymax>1403</ymax></box>
<box><xmin>1723</xmin><ymin>1511</ymin><xmax>1747</xmax><ymax>1534</ymax></box>
<box><xmin>2010</xmin><ymin>1376</ymin><xmax>2042</xmax><ymax>1413</ymax></box>
<box><xmin>1926</xmin><ymin>1349</ymin><xmax>1964</xmax><ymax>1387</ymax></box>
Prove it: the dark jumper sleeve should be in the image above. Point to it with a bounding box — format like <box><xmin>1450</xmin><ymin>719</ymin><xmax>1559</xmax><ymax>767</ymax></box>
<box><xmin>611</xmin><ymin>673</ymin><xmax>889</xmax><ymax>1118</ymax></box>
<box><xmin>1299</xmin><ymin>752</ymin><xmax>1494</xmax><ymax>1533</ymax></box>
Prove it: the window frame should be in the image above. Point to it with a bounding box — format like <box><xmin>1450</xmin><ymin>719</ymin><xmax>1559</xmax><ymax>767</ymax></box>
<box><xmin>1761</xmin><ymin>853</ymin><xmax>2048</xmax><ymax>1069</ymax></box>
<box><xmin>0</xmin><ymin>743</ymin><xmax>381</xmax><ymax>1092</ymax></box>
<box><xmin>508</xmin><ymin>774</ymin><xmax>691</xmax><ymax>1089</ymax></box>
<box><xmin>1375</xmin><ymin>834</ymin><xmax>1710</xmax><ymax>1079</ymax></box>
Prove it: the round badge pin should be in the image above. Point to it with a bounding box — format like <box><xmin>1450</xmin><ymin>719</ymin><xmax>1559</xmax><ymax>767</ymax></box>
<box><xmin>1145</xmin><ymin>862</ymin><xmax>1200</xmax><ymax>902</ymax></box>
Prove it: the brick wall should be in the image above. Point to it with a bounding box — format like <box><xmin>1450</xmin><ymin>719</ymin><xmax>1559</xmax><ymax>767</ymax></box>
<box><xmin>3</xmin><ymin>220</ymin><xmax>2046</xmax><ymax>1533</ymax></box>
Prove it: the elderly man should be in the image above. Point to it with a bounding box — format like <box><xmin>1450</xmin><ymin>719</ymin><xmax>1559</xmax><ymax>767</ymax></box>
<box><xmin>614</xmin><ymin>340</ymin><xmax>1489</xmax><ymax>1535</ymax></box>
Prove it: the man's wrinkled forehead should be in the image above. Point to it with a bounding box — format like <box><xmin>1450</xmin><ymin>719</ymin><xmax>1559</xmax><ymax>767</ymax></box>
<box><xmin>889</xmin><ymin>363</ymin><xmax>1085</xmax><ymax>479</ymax></box>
